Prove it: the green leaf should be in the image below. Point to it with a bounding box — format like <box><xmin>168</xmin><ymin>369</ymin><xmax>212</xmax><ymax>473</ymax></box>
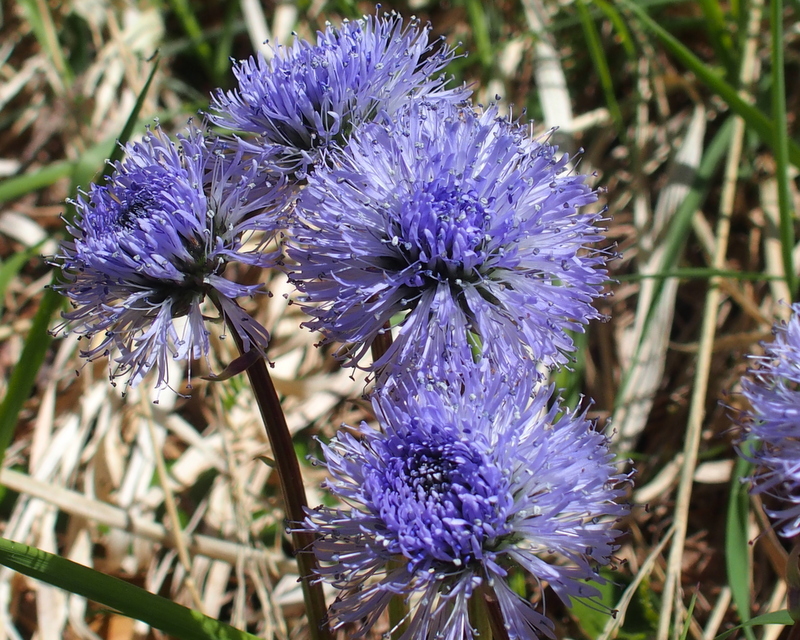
<box><xmin>726</xmin><ymin>450</ymin><xmax>756</xmax><ymax>640</ymax></box>
<box><xmin>715</xmin><ymin>610</ymin><xmax>794</xmax><ymax>639</ymax></box>
<box><xmin>696</xmin><ymin>0</ymin><xmax>737</xmax><ymax>77</ymax></box>
<box><xmin>769</xmin><ymin>0</ymin><xmax>796</xmax><ymax>295</ymax></box>
<box><xmin>570</xmin><ymin>570</ymin><xmax>659</xmax><ymax>639</ymax></box>
<box><xmin>464</xmin><ymin>0</ymin><xmax>494</xmax><ymax>71</ymax></box>
<box><xmin>164</xmin><ymin>0</ymin><xmax>216</xmax><ymax>82</ymax></box>
<box><xmin>0</xmin><ymin>288</ymin><xmax>62</xmax><ymax>470</ymax></box>
<box><xmin>0</xmin><ymin>246</ymin><xmax>41</xmax><ymax>317</ymax></box>
<box><xmin>0</xmin><ymin>538</ymin><xmax>263</xmax><ymax>640</ymax></box>
<box><xmin>0</xmin><ymin>161</ymin><xmax>74</xmax><ymax>204</ymax></box>
<box><xmin>592</xmin><ymin>0</ymin><xmax>637</xmax><ymax>58</ymax></box>
<box><xmin>679</xmin><ymin>590</ymin><xmax>698</xmax><ymax>640</ymax></box>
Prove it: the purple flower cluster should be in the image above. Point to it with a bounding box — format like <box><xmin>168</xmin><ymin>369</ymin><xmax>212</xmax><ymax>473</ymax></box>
<box><xmin>302</xmin><ymin>369</ymin><xmax>628</xmax><ymax>639</ymax></box>
<box><xmin>210</xmin><ymin>10</ymin><xmax>467</xmax><ymax>177</ymax></box>
<box><xmin>739</xmin><ymin>304</ymin><xmax>800</xmax><ymax>538</ymax></box>
<box><xmin>54</xmin><ymin>124</ymin><xmax>286</xmax><ymax>390</ymax></box>
<box><xmin>289</xmin><ymin>101</ymin><xmax>608</xmax><ymax>378</ymax></box>
<box><xmin>52</xmin><ymin>9</ymin><xmax>626</xmax><ymax>639</ymax></box>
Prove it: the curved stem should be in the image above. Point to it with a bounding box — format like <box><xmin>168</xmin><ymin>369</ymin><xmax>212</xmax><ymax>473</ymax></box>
<box><xmin>225</xmin><ymin>323</ymin><xmax>331</xmax><ymax>640</ymax></box>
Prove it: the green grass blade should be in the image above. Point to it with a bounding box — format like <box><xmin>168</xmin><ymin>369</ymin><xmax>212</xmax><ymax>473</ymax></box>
<box><xmin>104</xmin><ymin>55</ymin><xmax>161</xmax><ymax>177</ymax></box>
<box><xmin>0</xmin><ymin>162</ymin><xmax>75</xmax><ymax>204</ymax></box>
<box><xmin>619</xmin><ymin>0</ymin><xmax>800</xmax><ymax>168</ymax></box>
<box><xmin>679</xmin><ymin>590</ymin><xmax>699</xmax><ymax>640</ymax></box>
<box><xmin>0</xmin><ymin>538</ymin><xmax>263</xmax><ymax>640</ymax></box>
<box><xmin>214</xmin><ymin>1</ymin><xmax>239</xmax><ymax>81</ymax></box>
<box><xmin>0</xmin><ymin>246</ymin><xmax>42</xmax><ymax>317</ymax></box>
<box><xmin>770</xmin><ymin>0</ymin><xmax>796</xmax><ymax>295</ymax></box>
<box><xmin>0</xmin><ymin>52</ymin><xmax>163</xmax><ymax>471</ymax></box>
<box><xmin>164</xmin><ymin>0</ymin><xmax>216</xmax><ymax>81</ymax></box>
<box><xmin>464</xmin><ymin>0</ymin><xmax>494</xmax><ymax>71</ymax></box>
<box><xmin>696</xmin><ymin>0</ymin><xmax>737</xmax><ymax>77</ymax></box>
<box><xmin>1</xmin><ymin>56</ymin><xmax>157</xmax><ymax>217</ymax></box>
<box><xmin>0</xmin><ymin>288</ymin><xmax>62</xmax><ymax>470</ymax></box>
<box><xmin>576</xmin><ymin>0</ymin><xmax>624</xmax><ymax>133</ymax></box>
<box><xmin>715</xmin><ymin>610</ymin><xmax>793</xmax><ymax>639</ymax></box>
<box><xmin>726</xmin><ymin>451</ymin><xmax>757</xmax><ymax>640</ymax></box>
<box><xmin>614</xmin><ymin>117</ymin><xmax>733</xmax><ymax>411</ymax></box>
<box><xmin>593</xmin><ymin>0</ymin><xmax>637</xmax><ymax>58</ymax></box>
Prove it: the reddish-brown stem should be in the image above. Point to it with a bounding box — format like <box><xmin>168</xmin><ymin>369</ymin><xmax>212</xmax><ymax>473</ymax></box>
<box><xmin>226</xmin><ymin>325</ymin><xmax>331</xmax><ymax>640</ymax></box>
<box><xmin>483</xmin><ymin>586</ymin><xmax>510</xmax><ymax>640</ymax></box>
<box><xmin>370</xmin><ymin>324</ymin><xmax>394</xmax><ymax>366</ymax></box>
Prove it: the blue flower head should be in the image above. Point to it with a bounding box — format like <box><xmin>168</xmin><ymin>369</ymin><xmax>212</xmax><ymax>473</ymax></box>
<box><xmin>53</xmin><ymin>124</ymin><xmax>287</xmax><ymax>391</ymax></box>
<box><xmin>740</xmin><ymin>303</ymin><xmax>800</xmax><ymax>538</ymax></box>
<box><xmin>209</xmin><ymin>10</ymin><xmax>467</xmax><ymax>176</ymax></box>
<box><xmin>301</xmin><ymin>369</ymin><xmax>629</xmax><ymax>639</ymax></box>
<box><xmin>289</xmin><ymin>101</ymin><xmax>609</xmax><ymax>379</ymax></box>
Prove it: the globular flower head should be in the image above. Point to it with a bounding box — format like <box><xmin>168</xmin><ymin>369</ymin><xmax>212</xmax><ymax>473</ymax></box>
<box><xmin>302</xmin><ymin>368</ymin><xmax>629</xmax><ymax>639</ymax></box>
<box><xmin>739</xmin><ymin>303</ymin><xmax>800</xmax><ymax>538</ymax></box>
<box><xmin>288</xmin><ymin>101</ymin><xmax>609</xmax><ymax>379</ymax></box>
<box><xmin>209</xmin><ymin>10</ymin><xmax>467</xmax><ymax>176</ymax></box>
<box><xmin>53</xmin><ymin>123</ymin><xmax>287</xmax><ymax>391</ymax></box>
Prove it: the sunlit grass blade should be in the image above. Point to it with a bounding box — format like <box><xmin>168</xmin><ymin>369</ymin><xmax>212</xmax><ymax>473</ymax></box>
<box><xmin>0</xmin><ymin>538</ymin><xmax>262</xmax><ymax>640</ymax></box>
<box><xmin>715</xmin><ymin>610</ymin><xmax>793</xmax><ymax>639</ymax></box>
<box><xmin>726</xmin><ymin>451</ymin><xmax>757</xmax><ymax>640</ymax></box>
<box><xmin>614</xmin><ymin>117</ymin><xmax>732</xmax><ymax>417</ymax></box>
<box><xmin>770</xmin><ymin>0</ymin><xmax>795</xmax><ymax>296</ymax></box>
<box><xmin>619</xmin><ymin>0</ymin><xmax>800</xmax><ymax>168</ymax></box>
<box><xmin>576</xmin><ymin>0</ymin><xmax>624</xmax><ymax>133</ymax></box>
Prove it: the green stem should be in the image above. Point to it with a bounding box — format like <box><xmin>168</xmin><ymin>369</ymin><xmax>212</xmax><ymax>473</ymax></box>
<box><xmin>226</xmin><ymin>323</ymin><xmax>331</xmax><ymax>640</ymax></box>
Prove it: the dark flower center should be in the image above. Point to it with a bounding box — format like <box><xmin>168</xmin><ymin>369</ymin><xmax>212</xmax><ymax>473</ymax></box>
<box><xmin>114</xmin><ymin>182</ymin><xmax>160</xmax><ymax>229</ymax></box>
<box><xmin>370</xmin><ymin>428</ymin><xmax>512</xmax><ymax>568</ymax></box>
<box><xmin>392</xmin><ymin>186</ymin><xmax>491</xmax><ymax>287</ymax></box>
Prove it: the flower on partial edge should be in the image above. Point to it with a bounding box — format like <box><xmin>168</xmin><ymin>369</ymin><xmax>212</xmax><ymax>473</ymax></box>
<box><xmin>52</xmin><ymin>123</ymin><xmax>288</xmax><ymax>392</ymax></box>
<box><xmin>739</xmin><ymin>303</ymin><xmax>800</xmax><ymax>538</ymax></box>
<box><xmin>288</xmin><ymin>101</ymin><xmax>610</xmax><ymax>380</ymax></box>
<box><xmin>208</xmin><ymin>9</ymin><xmax>468</xmax><ymax>177</ymax></box>
<box><xmin>300</xmin><ymin>367</ymin><xmax>629</xmax><ymax>639</ymax></box>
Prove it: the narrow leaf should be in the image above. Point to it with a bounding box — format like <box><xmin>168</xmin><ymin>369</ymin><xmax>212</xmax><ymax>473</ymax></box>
<box><xmin>0</xmin><ymin>538</ymin><xmax>263</xmax><ymax>640</ymax></box>
<box><xmin>726</xmin><ymin>451</ymin><xmax>756</xmax><ymax>640</ymax></box>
